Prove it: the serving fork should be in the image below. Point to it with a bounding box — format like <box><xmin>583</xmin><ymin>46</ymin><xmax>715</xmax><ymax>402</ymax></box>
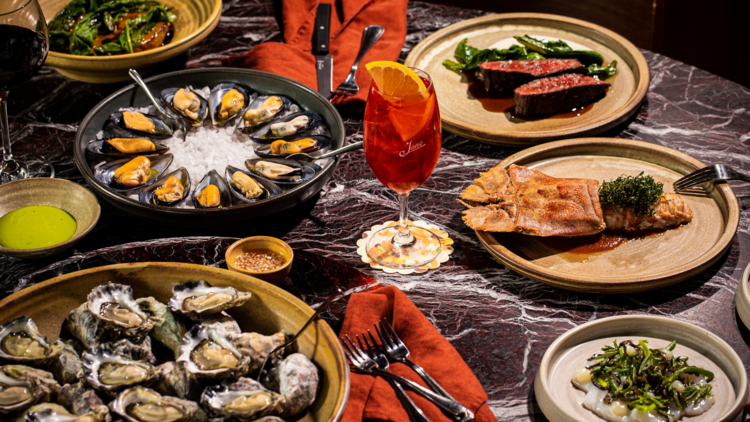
<box><xmin>376</xmin><ymin>319</ymin><xmax>457</xmax><ymax>401</ymax></box>
<box><xmin>342</xmin><ymin>334</ymin><xmax>474</xmax><ymax>422</ymax></box>
<box><xmin>673</xmin><ymin>164</ymin><xmax>750</xmax><ymax>191</ymax></box>
<box><xmin>128</xmin><ymin>69</ymin><xmax>187</xmax><ymax>142</ymax></box>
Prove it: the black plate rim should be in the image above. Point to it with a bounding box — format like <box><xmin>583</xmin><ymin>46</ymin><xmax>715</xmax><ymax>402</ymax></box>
<box><xmin>74</xmin><ymin>68</ymin><xmax>345</xmax><ymax>219</ymax></box>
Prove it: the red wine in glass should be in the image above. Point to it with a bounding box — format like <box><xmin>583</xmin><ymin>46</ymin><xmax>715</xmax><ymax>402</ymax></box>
<box><xmin>0</xmin><ymin>0</ymin><xmax>49</xmax><ymax>183</ymax></box>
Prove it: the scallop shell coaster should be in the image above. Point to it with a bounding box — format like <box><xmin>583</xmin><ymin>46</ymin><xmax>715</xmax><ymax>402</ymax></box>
<box><xmin>356</xmin><ymin>220</ymin><xmax>454</xmax><ymax>275</ymax></box>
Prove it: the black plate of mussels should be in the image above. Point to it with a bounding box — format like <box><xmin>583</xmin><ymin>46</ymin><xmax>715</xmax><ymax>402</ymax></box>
<box><xmin>74</xmin><ymin>68</ymin><xmax>346</xmax><ymax>227</ymax></box>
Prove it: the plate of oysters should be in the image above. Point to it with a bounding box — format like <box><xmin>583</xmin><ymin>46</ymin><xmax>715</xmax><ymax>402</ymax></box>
<box><xmin>74</xmin><ymin>68</ymin><xmax>346</xmax><ymax>228</ymax></box>
<box><xmin>0</xmin><ymin>262</ymin><xmax>349</xmax><ymax>422</ymax></box>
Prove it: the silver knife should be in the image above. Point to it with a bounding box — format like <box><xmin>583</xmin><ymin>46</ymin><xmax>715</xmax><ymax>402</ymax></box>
<box><xmin>313</xmin><ymin>4</ymin><xmax>333</xmax><ymax>100</ymax></box>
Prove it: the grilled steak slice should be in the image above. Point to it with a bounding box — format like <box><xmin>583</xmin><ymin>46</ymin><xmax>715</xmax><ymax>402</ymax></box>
<box><xmin>514</xmin><ymin>74</ymin><xmax>610</xmax><ymax>116</ymax></box>
<box><xmin>479</xmin><ymin>59</ymin><xmax>586</xmax><ymax>93</ymax></box>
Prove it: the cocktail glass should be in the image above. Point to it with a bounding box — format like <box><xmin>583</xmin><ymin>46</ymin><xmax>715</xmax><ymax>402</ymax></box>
<box><xmin>363</xmin><ymin>68</ymin><xmax>442</xmax><ymax>268</ymax></box>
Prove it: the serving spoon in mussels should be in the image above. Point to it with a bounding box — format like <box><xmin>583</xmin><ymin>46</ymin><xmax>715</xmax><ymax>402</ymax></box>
<box><xmin>285</xmin><ymin>140</ymin><xmax>364</xmax><ymax>163</ymax></box>
<box><xmin>128</xmin><ymin>69</ymin><xmax>188</xmax><ymax>141</ymax></box>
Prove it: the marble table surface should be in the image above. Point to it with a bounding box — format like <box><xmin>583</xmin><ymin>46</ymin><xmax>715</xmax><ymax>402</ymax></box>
<box><xmin>3</xmin><ymin>1</ymin><xmax>750</xmax><ymax>420</ymax></box>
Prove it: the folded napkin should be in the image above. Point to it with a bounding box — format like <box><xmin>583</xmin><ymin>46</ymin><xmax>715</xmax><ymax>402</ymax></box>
<box><xmin>221</xmin><ymin>0</ymin><xmax>408</xmax><ymax>115</ymax></box>
<box><xmin>341</xmin><ymin>286</ymin><xmax>496</xmax><ymax>422</ymax></box>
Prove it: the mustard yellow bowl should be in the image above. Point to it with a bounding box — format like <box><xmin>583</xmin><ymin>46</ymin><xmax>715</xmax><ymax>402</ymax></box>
<box><xmin>39</xmin><ymin>0</ymin><xmax>222</xmax><ymax>83</ymax></box>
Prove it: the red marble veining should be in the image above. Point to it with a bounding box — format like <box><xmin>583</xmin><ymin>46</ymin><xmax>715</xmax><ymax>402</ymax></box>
<box><xmin>1</xmin><ymin>1</ymin><xmax>750</xmax><ymax>421</ymax></box>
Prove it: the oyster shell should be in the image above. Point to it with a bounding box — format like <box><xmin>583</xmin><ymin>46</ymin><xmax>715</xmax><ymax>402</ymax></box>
<box><xmin>264</xmin><ymin>353</ymin><xmax>318</xmax><ymax>417</ymax></box>
<box><xmin>109</xmin><ymin>387</ymin><xmax>205</xmax><ymax>422</ymax></box>
<box><xmin>86</xmin><ymin>139</ymin><xmax>169</xmax><ymax>158</ymax></box>
<box><xmin>254</xmin><ymin>135</ymin><xmax>330</xmax><ymax>159</ymax></box>
<box><xmin>245</xmin><ymin>158</ymin><xmax>320</xmax><ymax>185</ymax></box>
<box><xmin>104</xmin><ymin>111</ymin><xmax>174</xmax><ymax>140</ymax></box>
<box><xmin>177</xmin><ymin>326</ymin><xmax>250</xmax><ymax>379</ymax></box>
<box><xmin>247</xmin><ymin>111</ymin><xmax>322</xmax><ymax>144</ymax></box>
<box><xmin>224</xmin><ymin>166</ymin><xmax>281</xmax><ymax>204</ymax></box>
<box><xmin>22</xmin><ymin>402</ymin><xmax>98</xmax><ymax>422</ymax></box>
<box><xmin>136</xmin><ymin>297</ymin><xmax>187</xmax><ymax>359</ymax></box>
<box><xmin>107</xmin><ymin>338</ymin><xmax>157</xmax><ymax>366</ymax></box>
<box><xmin>58</xmin><ymin>382</ymin><xmax>111</xmax><ymax>422</ymax></box>
<box><xmin>232</xmin><ymin>332</ymin><xmax>286</xmax><ymax>372</ymax></box>
<box><xmin>209</xmin><ymin>83</ymin><xmax>250</xmax><ymax>127</ymax></box>
<box><xmin>82</xmin><ymin>343</ymin><xmax>156</xmax><ymax>396</ymax></box>
<box><xmin>162</xmin><ymin>87</ymin><xmax>208</xmax><ymax>126</ymax></box>
<box><xmin>87</xmin><ymin>282</ymin><xmax>155</xmax><ymax>338</ymax></box>
<box><xmin>93</xmin><ymin>154</ymin><xmax>173</xmax><ymax>193</ymax></box>
<box><xmin>237</xmin><ymin>95</ymin><xmax>291</xmax><ymax>133</ymax></box>
<box><xmin>201</xmin><ymin>314</ymin><xmax>241</xmax><ymax>340</ymax></box>
<box><xmin>192</xmin><ymin>171</ymin><xmax>232</xmax><ymax>209</ymax></box>
<box><xmin>0</xmin><ymin>316</ymin><xmax>61</xmax><ymax>366</ymax></box>
<box><xmin>139</xmin><ymin>167</ymin><xmax>191</xmax><ymax>208</ymax></box>
<box><xmin>153</xmin><ymin>361</ymin><xmax>200</xmax><ymax>401</ymax></box>
<box><xmin>200</xmin><ymin>377</ymin><xmax>284</xmax><ymax>420</ymax></box>
<box><xmin>168</xmin><ymin>280</ymin><xmax>252</xmax><ymax>320</ymax></box>
<box><xmin>64</xmin><ymin>304</ymin><xmax>118</xmax><ymax>350</ymax></box>
<box><xmin>0</xmin><ymin>365</ymin><xmax>59</xmax><ymax>414</ymax></box>
<box><xmin>48</xmin><ymin>339</ymin><xmax>84</xmax><ymax>385</ymax></box>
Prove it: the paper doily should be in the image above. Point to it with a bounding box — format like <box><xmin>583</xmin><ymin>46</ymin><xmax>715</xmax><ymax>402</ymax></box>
<box><xmin>356</xmin><ymin>220</ymin><xmax>454</xmax><ymax>274</ymax></box>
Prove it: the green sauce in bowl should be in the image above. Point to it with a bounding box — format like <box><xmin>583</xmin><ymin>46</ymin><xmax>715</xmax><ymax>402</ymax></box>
<box><xmin>0</xmin><ymin>206</ymin><xmax>77</xmax><ymax>249</ymax></box>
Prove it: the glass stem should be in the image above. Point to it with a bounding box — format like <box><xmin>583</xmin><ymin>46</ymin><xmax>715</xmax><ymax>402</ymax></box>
<box><xmin>0</xmin><ymin>91</ymin><xmax>11</xmax><ymax>163</ymax></box>
<box><xmin>393</xmin><ymin>192</ymin><xmax>415</xmax><ymax>247</ymax></box>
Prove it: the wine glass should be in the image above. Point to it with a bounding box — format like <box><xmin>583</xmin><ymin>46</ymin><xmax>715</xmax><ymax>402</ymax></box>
<box><xmin>363</xmin><ymin>68</ymin><xmax>443</xmax><ymax>269</ymax></box>
<box><xmin>0</xmin><ymin>0</ymin><xmax>49</xmax><ymax>183</ymax></box>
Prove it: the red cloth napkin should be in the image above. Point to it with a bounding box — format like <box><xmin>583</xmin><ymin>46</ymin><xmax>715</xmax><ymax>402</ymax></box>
<box><xmin>340</xmin><ymin>286</ymin><xmax>496</xmax><ymax>422</ymax></box>
<box><xmin>221</xmin><ymin>0</ymin><xmax>408</xmax><ymax>115</ymax></box>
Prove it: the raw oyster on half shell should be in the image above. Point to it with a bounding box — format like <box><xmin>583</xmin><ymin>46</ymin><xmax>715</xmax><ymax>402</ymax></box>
<box><xmin>177</xmin><ymin>326</ymin><xmax>250</xmax><ymax>379</ymax></box>
<box><xmin>64</xmin><ymin>304</ymin><xmax>117</xmax><ymax>350</ymax></box>
<box><xmin>21</xmin><ymin>402</ymin><xmax>98</xmax><ymax>422</ymax></box>
<box><xmin>82</xmin><ymin>343</ymin><xmax>156</xmax><ymax>396</ymax></box>
<box><xmin>0</xmin><ymin>365</ymin><xmax>59</xmax><ymax>414</ymax></box>
<box><xmin>153</xmin><ymin>361</ymin><xmax>200</xmax><ymax>401</ymax></box>
<box><xmin>168</xmin><ymin>281</ymin><xmax>251</xmax><ymax>320</ymax></box>
<box><xmin>57</xmin><ymin>382</ymin><xmax>111</xmax><ymax>422</ymax></box>
<box><xmin>0</xmin><ymin>316</ymin><xmax>61</xmax><ymax>366</ymax></box>
<box><xmin>200</xmin><ymin>377</ymin><xmax>284</xmax><ymax>420</ymax></box>
<box><xmin>109</xmin><ymin>386</ymin><xmax>206</xmax><ymax>422</ymax></box>
<box><xmin>87</xmin><ymin>282</ymin><xmax>155</xmax><ymax>338</ymax></box>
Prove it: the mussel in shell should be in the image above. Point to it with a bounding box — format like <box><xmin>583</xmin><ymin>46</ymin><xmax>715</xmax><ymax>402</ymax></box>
<box><xmin>0</xmin><ymin>317</ymin><xmax>61</xmax><ymax>366</ymax></box>
<box><xmin>224</xmin><ymin>166</ymin><xmax>282</xmax><ymax>204</ymax></box>
<box><xmin>254</xmin><ymin>135</ymin><xmax>331</xmax><ymax>158</ymax></box>
<box><xmin>161</xmin><ymin>87</ymin><xmax>208</xmax><ymax>126</ymax></box>
<box><xmin>232</xmin><ymin>171</ymin><xmax>264</xmax><ymax>199</ymax></box>
<box><xmin>86</xmin><ymin>139</ymin><xmax>169</xmax><ymax>158</ymax></box>
<box><xmin>248</xmin><ymin>111</ymin><xmax>322</xmax><ymax>143</ymax></box>
<box><xmin>238</xmin><ymin>95</ymin><xmax>291</xmax><ymax>132</ymax></box>
<box><xmin>168</xmin><ymin>280</ymin><xmax>252</xmax><ymax>320</ymax></box>
<box><xmin>86</xmin><ymin>282</ymin><xmax>155</xmax><ymax>338</ymax></box>
<box><xmin>245</xmin><ymin>158</ymin><xmax>319</xmax><ymax>185</ymax></box>
<box><xmin>139</xmin><ymin>167</ymin><xmax>190</xmax><ymax>207</ymax></box>
<box><xmin>249</xmin><ymin>160</ymin><xmax>302</xmax><ymax>181</ymax></box>
<box><xmin>109</xmin><ymin>387</ymin><xmax>203</xmax><ymax>422</ymax></box>
<box><xmin>113</xmin><ymin>156</ymin><xmax>152</xmax><ymax>188</ymax></box>
<box><xmin>191</xmin><ymin>170</ymin><xmax>231</xmax><ymax>209</ymax></box>
<box><xmin>104</xmin><ymin>111</ymin><xmax>173</xmax><ymax>139</ymax></box>
<box><xmin>209</xmin><ymin>83</ymin><xmax>250</xmax><ymax>127</ymax></box>
<box><xmin>177</xmin><ymin>325</ymin><xmax>250</xmax><ymax>379</ymax></box>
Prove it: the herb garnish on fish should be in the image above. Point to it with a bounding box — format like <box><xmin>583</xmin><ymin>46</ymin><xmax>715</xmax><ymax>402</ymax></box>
<box><xmin>599</xmin><ymin>172</ymin><xmax>664</xmax><ymax>217</ymax></box>
<box><xmin>580</xmin><ymin>340</ymin><xmax>714</xmax><ymax>417</ymax></box>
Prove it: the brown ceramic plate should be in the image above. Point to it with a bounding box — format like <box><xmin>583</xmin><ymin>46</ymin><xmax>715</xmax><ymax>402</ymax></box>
<box><xmin>404</xmin><ymin>13</ymin><xmax>649</xmax><ymax>146</ymax></box>
<box><xmin>474</xmin><ymin>138</ymin><xmax>739</xmax><ymax>293</ymax></box>
<box><xmin>40</xmin><ymin>0</ymin><xmax>222</xmax><ymax>83</ymax></box>
<box><xmin>734</xmin><ymin>262</ymin><xmax>750</xmax><ymax>331</ymax></box>
<box><xmin>0</xmin><ymin>262</ymin><xmax>349</xmax><ymax>422</ymax></box>
<box><xmin>535</xmin><ymin>315</ymin><xmax>748</xmax><ymax>422</ymax></box>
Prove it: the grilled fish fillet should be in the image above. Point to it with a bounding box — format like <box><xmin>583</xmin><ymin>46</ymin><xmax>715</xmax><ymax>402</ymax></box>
<box><xmin>460</xmin><ymin>164</ymin><xmax>693</xmax><ymax>236</ymax></box>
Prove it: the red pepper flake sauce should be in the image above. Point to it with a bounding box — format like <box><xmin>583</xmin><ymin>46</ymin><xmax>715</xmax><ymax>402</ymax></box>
<box><xmin>234</xmin><ymin>249</ymin><xmax>286</xmax><ymax>272</ymax></box>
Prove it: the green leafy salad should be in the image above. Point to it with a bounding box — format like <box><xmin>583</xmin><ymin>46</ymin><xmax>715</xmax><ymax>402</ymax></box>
<box><xmin>443</xmin><ymin>35</ymin><xmax>617</xmax><ymax>79</ymax></box>
<box><xmin>49</xmin><ymin>0</ymin><xmax>177</xmax><ymax>56</ymax></box>
<box><xmin>577</xmin><ymin>339</ymin><xmax>715</xmax><ymax>418</ymax></box>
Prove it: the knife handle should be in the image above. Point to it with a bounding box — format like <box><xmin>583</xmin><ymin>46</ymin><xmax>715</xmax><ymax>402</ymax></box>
<box><xmin>313</xmin><ymin>3</ymin><xmax>331</xmax><ymax>55</ymax></box>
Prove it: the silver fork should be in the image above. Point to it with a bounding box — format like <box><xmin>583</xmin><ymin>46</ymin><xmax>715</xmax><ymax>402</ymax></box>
<box><xmin>376</xmin><ymin>319</ymin><xmax>456</xmax><ymax>401</ymax></box>
<box><xmin>342</xmin><ymin>334</ymin><xmax>474</xmax><ymax>422</ymax></box>
<box><xmin>332</xmin><ymin>25</ymin><xmax>384</xmax><ymax>96</ymax></box>
<box><xmin>128</xmin><ymin>69</ymin><xmax>187</xmax><ymax>141</ymax></box>
<box><xmin>673</xmin><ymin>164</ymin><xmax>750</xmax><ymax>191</ymax></box>
<box><xmin>357</xmin><ymin>332</ymin><xmax>432</xmax><ymax>422</ymax></box>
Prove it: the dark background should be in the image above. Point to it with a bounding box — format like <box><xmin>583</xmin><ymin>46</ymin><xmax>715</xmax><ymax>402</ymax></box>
<box><xmin>420</xmin><ymin>0</ymin><xmax>750</xmax><ymax>89</ymax></box>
